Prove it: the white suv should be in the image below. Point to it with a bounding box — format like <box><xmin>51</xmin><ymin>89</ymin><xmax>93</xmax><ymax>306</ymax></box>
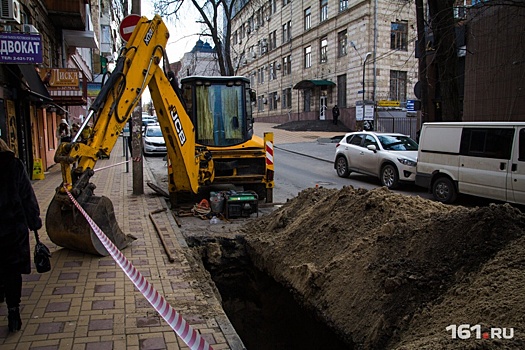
<box><xmin>334</xmin><ymin>131</ymin><xmax>418</xmax><ymax>189</ymax></box>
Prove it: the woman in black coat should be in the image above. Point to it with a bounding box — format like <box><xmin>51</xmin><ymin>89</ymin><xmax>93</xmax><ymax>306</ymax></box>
<box><xmin>0</xmin><ymin>138</ymin><xmax>42</xmax><ymax>332</ymax></box>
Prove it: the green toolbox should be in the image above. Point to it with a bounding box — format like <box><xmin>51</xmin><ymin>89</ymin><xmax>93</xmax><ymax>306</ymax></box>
<box><xmin>224</xmin><ymin>191</ymin><xmax>259</xmax><ymax>218</ymax></box>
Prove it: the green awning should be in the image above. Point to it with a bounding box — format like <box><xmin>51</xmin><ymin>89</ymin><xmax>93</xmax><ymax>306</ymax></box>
<box><xmin>293</xmin><ymin>79</ymin><xmax>336</xmax><ymax>89</ymax></box>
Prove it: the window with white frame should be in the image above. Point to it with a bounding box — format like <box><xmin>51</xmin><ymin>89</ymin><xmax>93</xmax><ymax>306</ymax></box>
<box><xmin>101</xmin><ymin>25</ymin><xmax>111</xmax><ymax>44</ymax></box>
<box><xmin>320</xmin><ymin>37</ymin><xmax>328</xmax><ymax>63</ymax></box>
<box><xmin>282</xmin><ymin>88</ymin><xmax>292</xmax><ymax>108</ymax></box>
<box><xmin>258</xmin><ymin>67</ymin><xmax>265</xmax><ymax>84</ymax></box>
<box><xmin>282</xmin><ymin>21</ymin><xmax>291</xmax><ymax>43</ymax></box>
<box><xmin>282</xmin><ymin>55</ymin><xmax>291</xmax><ymax>75</ymax></box>
<box><xmin>304</xmin><ymin>46</ymin><xmax>312</xmax><ymax>68</ymax></box>
<box><xmin>269</xmin><ymin>91</ymin><xmax>278</xmax><ymax>110</ymax></box>
<box><xmin>269</xmin><ymin>0</ymin><xmax>277</xmax><ymax>15</ymax></box>
<box><xmin>338</xmin><ymin>30</ymin><xmax>347</xmax><ymax>57</ymax></box>
<box><xmin>339</xmin><ymin>0</ymin><xmax>348</xmax><ymax>12</ymax></box>
<box><xmin>269</xmin><ymin>63</ymin><xmax>277</xmax><ymax>80</ymax></box>
<box><xmin>258</xmin><ymin>95</ymin><xmax>265</xmax><ymax>112</ymax></box>
<box><xmin>304</xmin><ymin>7</ymin><xmax>311</xmax><ymax>31</ymax></box>
<box><xmin>269</xmin><ymin>30</ymin><xmax>277</xmax><ymax>50</ymax></box>
<box><xmin>320</xmin><ymin>0</ymin><xmax>328</xmax><ymax>22</ymax></box>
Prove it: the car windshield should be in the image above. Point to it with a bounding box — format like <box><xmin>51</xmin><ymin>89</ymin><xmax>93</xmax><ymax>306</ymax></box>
<box><xmin>377</xmin><ymin>135</ymin><xmax>418</xmax><ymax>151</ymax></box>
<box><xmin>146</xmin><ymin>127</ymin><xmax>162</xmax><ymax>137</ymax></box>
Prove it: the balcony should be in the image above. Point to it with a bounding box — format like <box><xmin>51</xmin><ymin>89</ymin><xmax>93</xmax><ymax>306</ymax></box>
<box><xmin>45</xmin><ymin>0</ymin><xmax>87</xmax><ymax>30</ymax></box>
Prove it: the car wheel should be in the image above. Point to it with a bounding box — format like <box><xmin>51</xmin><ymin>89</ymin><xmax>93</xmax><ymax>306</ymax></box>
<box><xmin>335</xmin><ymin>156</ymin><xmax>350</xmax><ymax>178</ymax></box>
<box><xmin>432</xmin><ymin>177</ymin><xmax>457</xmax><ymax>203</ymax></box>
<box><xmin>380</xmin><ymin>164</ymin><xmax>399</xmax><ymax>189</ymax></box>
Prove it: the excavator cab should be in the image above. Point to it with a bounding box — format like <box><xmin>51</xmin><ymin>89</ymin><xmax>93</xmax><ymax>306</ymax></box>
<box><xmin>177</xmin><ymin>76</ymin><xmax>272</xmax><ymax>200</ymax></box>
<box><xmin>180</xmin><ymin>76</ymin><xmax>255</xmax><ymax>147</ymax></box>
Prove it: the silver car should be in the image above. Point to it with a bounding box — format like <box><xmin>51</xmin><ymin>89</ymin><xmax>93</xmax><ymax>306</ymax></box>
<box><xmin>142</xmin><ymin>123</ymin><xmax>167</xmax><ymax>156</ymax></box>
<box><xmin>334</xmin><ymin>131</ymin><xmax>418</xmax><ymax>189</ymax></box>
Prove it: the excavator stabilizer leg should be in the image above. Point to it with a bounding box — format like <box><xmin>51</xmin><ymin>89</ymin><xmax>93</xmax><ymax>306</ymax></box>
<box><xmin>46</xmin><ymin>195</ymin><xmax>136</xmax><ymax>256</ymax></box>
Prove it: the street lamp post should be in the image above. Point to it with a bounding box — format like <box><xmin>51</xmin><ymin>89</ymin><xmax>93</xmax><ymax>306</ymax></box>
<box><xmin>362</xmin><ymin>52</ymin><xmax>372</xmax><ymax>130</ymax></box>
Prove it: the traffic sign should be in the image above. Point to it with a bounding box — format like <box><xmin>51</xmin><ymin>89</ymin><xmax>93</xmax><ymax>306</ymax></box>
<box><xmin>119</xmin><ymin>14</ymin><xmax>141</xmax><ymax>42</ymax></box>
<box><xmin>406</xmin><ymin>100</ymin><xmax>421</xmax><ymax>111</ymax></box>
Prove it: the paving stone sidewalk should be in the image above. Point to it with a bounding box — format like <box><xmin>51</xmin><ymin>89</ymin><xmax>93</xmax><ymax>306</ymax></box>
<box><xmin>0</xmin><ymin>139</ymin><xmax>242</xmax><ymax>350</ymax></box>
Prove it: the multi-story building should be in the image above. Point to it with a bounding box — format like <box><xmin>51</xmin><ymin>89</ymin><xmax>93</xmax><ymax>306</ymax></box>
<box><xmin>230</xmin><ymin>0</ymin><xmax>418</xmax><ymax>130</ymax></box>
<box><xmin>178</xmin><ymin>39</ymin><xmax>220</xmax><ymax>79</ymax></box>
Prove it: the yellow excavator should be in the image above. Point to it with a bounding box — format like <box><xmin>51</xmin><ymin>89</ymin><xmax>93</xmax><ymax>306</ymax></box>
<box><xmin>46</xmin><ymin>15</ymin><xmax>274</xmax><ymax>256</ymax></box>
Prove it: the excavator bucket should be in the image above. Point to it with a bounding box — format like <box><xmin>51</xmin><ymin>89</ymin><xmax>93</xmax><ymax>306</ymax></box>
<box><xmin>46</xmin><ymin>195</ymin><xmax>136</xmax><ymax>256</ymax></box>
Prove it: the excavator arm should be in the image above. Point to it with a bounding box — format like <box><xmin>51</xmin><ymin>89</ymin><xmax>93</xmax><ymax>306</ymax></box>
<box><xmin>46</xmin><ymin>15</ymin><xmax>209</xmax><ymax>255</ymax></box>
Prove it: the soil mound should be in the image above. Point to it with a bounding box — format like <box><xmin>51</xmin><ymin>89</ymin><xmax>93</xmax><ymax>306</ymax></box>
<box><xmin>243</xmin><ymin>186</ymin><xmax>525</xmax><ymax>349</ymax></box>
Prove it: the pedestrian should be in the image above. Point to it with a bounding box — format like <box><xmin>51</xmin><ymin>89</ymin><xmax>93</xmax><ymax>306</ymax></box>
<box><xmin>80</xmin><ymin>122</ymin><xmax>93</xmax><ymax>144</ymax></box>
<box><xmin>71</xmin><ymin>123</ymin><xmax>80</xmax><ymax>139</ymax></box>
<box><xmin>0</xmin><ymin>138</ymin><xmax>42</xmax><ymax>332</ymax></box>
<box><xmin>332</xmin><ymin>105</ymin><xmax>340</xmax><ymax>125</ymax></box>
<box><xmin>56</xmin><ymin>119</ymin><xmax>71</xmax><ymax>144</ymax></box>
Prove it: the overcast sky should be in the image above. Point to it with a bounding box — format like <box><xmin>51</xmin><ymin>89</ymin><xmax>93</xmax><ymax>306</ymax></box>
<box><xmin>141</xmin><ymin>0</ymin><xmax>203</xmax><ymax>62</ymax></box>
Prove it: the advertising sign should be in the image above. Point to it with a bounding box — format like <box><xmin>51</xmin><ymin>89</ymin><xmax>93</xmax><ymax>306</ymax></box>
<box><xmin>356</xmin><ymin>104</ymin><xmax>374</xmax><ymax>121</ymax></box>
<box><xmin>39</xmin><ymin>68</ymin><xmax>80</xmax><ymax>88</ymax></box>
<box><xmin>0</xmin><ymin>32</ymin><xmax>43</xmax><ymax>64</ymax></box>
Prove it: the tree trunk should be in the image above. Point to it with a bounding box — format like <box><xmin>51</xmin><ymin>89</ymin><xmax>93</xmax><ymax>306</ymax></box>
<box><xmin>428</xmin><ymin>0</ymin><xmax>462</xmax><ymax>121</ymax></box>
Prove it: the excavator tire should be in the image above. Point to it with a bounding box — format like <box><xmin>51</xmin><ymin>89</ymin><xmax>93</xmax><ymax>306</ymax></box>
<box><xmin>46</xmin><ymin>195</ymin><xmax>136</xmax><ymax>256</ymax></box>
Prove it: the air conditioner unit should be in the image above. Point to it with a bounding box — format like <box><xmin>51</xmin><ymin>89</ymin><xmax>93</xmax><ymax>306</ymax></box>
<box><xmin>276</xmin><ymin>63</ymin><xmax>281</xmax><ymax>70</ymax></box>
<box><xmin>263</xmin><ymin>97</ymin><xmax>268</xmax><ymax>104</ymax></box>
<box><xmin>1</xmin><ymin>0</ymin><xmax>21</xmax><ymax>24</ymax></box>
<box><xmin>23</xmin><ymin>24</ymin><xmax>39</xmax><ymax>34</ymax></box>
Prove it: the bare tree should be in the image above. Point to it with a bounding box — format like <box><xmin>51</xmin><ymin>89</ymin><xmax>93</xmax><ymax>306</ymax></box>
<box><xmin>154</xmin><ymin>0</ymin><xmax>237</xmax><ymax>75</ymax></box>
<box><xmin>427</xmin><ymin>0</ymin><xmax>461</xmax><ymax>121</ymax></box>
<box><xmin>417</xmin><ymin>0</ymin><xmax>525</xmax><ymax>122</ymax></box>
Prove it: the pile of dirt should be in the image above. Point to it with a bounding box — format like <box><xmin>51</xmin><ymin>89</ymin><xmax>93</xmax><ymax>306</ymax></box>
<box><xmin>242</xmin><ymin>186</ymin><xmax>525</xmax><ymax>349</ymax></box>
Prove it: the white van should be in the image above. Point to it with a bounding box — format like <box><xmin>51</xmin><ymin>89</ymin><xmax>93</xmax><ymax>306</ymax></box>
<box><xmin>415</xmin><ymin>122</ymin><xmax>525</xmax><ymax>205</ymax></box>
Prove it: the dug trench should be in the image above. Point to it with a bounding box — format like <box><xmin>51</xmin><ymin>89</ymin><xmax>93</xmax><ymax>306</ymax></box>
<box><xmin>181</xmin><ymin>186</ymin><xmax>525</xmax><ymax>349</ymax></box>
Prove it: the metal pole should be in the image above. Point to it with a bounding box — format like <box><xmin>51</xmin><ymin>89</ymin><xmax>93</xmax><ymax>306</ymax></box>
<box><xmin>131</xmin><ymin>0</ymin><xmax>143</xmax><ymax>195</ymax></box>
<box><xmin>363</xmin><ymin>52</ymin><xmax>372</xmax><ymax>130</ymax></box>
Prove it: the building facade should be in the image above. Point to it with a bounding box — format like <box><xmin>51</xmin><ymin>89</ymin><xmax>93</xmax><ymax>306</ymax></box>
<box><xmin>178</xmin><ymin>39</ymin><xmax>220</xmax><ymax>79</ymax></box>
<box><xmin>0</xmin><ymin>0</ymin><xmax>123</xmax><ymax>173</ymax></box>
<box><xmin>230</xmin><ymin>0</ymin><xmax>418</xmax><ymax>129</ymax></box>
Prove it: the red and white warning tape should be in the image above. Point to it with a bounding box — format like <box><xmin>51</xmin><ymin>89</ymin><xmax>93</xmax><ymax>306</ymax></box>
<box><xmin>64</xmin><ymin>188</ymin><xmax>214</xmax><ymax>350</ymax></box>
<box><xmin>93</xmin><ymin>159</ymin><xmax>132</xmax><ymax>172</ymax></box>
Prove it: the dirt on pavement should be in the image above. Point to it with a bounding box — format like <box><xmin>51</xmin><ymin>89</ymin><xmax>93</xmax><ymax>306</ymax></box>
<box><xmin>241</xmin><ymin>186</ymin><xmax>525</xmax><ymax>349</ymax></box>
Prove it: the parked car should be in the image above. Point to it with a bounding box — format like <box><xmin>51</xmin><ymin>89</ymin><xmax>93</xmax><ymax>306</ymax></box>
<box><xmin>416</xmin><ymin>122</ymin><xmax>525</xmax><ymax>204</ymax></box>
<box><xmin>142</xmin><ymin>117</ymin><xmax>157</xmax><ymax>131</ymax></box>
<box><xmin>142</xmin><ymin>123</ymin><xmax>166</xmax><ymax>156</ymax></box>
<box><xmin>334</xmin><ymin>131</ymin><xmax>419</xmax><ymax>189</ymax></box>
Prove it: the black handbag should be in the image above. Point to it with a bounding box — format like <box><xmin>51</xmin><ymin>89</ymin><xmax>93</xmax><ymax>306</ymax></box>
<box><xmin>33</xmin><ymin>230</ymin><xmax>51</xmax><ymax>273</ymax></box>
